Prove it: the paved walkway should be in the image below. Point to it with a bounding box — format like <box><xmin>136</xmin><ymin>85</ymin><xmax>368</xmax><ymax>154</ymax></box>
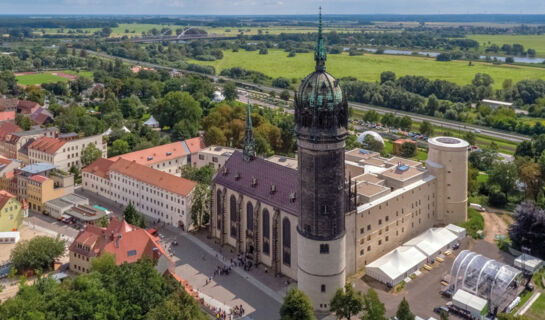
<box><xmin>516</xmin><ymin>292</ymin><xmax>541</xmax><ymax>316</ymax></box>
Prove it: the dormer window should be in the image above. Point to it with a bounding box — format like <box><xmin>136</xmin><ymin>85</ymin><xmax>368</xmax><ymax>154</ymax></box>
<box><xmin>270</xmin><ymin>184</ymin><xmax>276</xmax><ymax>194</ymax></box>
<box><xmin>234</xmin><ymin>172</ymin><xmax>240</xmax><ymax>180</ymax></box>
<box><xmin>289</xmin><ymin>192</ymin><xmax>296</xmax><ymax>202</ymax></box>
<box><xmin>222</xmin><ymin>167</ymin><xmax>228</xmax><ymax>175</ymax></box>
<box><xmin>251</xmin><ymin>177</ymin><xmax>257</xmax><ymax>187</ymax></box>
<box><xmin>147</xmin><ymin>156</ymin><xmax>153</xmax><ymax>161</ymax></box>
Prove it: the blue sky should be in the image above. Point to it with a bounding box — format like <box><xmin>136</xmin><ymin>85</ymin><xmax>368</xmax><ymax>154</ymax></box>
<box><xmin>1</xmin><ymin>0</ymin><xmax>545</xmax><ymax>15</ymax></box>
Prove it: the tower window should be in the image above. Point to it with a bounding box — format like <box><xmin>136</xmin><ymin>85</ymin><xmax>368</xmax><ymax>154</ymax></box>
<box><xmin>320</xmin><ymin>244</ymin><xmax>329</xmax><ymax>254</ymax></box>
<box><xmin>321</xmin><ymin>284</ymin><xmax>326</xmax><ymax>293</ymax></box>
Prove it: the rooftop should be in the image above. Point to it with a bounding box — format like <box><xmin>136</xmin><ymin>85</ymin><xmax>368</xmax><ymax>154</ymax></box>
<box><xmin>82</xmin><ymin>158</ymin><xmax>114</xmax><ymax>179</ymax></box>
<box><xmin>110</xmin><ymin>158</ymin><xmax>196</xmax><ymax>197</ymax></box>
<box><xmin>355</xmin><ymin>181</ymin><xmax>390</xmax><ymax>198</ymax></box>
<box><xmin>20</xmin><ymin>162</ymin><xmax>56</xmax><ymax>175</ymax></box>
<box><xmin>213</xmin><ymin>151</ymin><xmax>298</xmax><ymax>216</ymax></box>
<box><xmin>200</xmin><ymin>145</ymin><xmax>237</xmax><ymax>157</ymax></box>
<box><xmin>29</xmin><ymin>175</ymin><xmax>50</xmax><ymax>184</ymax></box>
<box><xmin>0</xmin><ymin>111</ymin><xmax>15</xmax><ymax>122</ymax></box>
<box><xmin>0</xmin><ymin>122</ymin><xmax>22</xmax><ymax>140</ymax></box>
<box><xmin>380</xmin><ymin>165</ymin><xmax>425</xmax><ymax>182</ymax></box>
<box><xmin>266</xmin><ymin>155</ymin><xmax>298</xmax><ymax>169</ymax></box>
<box><xmin>28</xmin><ymin>136</ymin><xmax>66</xmax><ymax>154</ymax></box>
<box><xmin>109</xmin><ymin>137</ymin><xmax>205</xmax><ymax>165</ymax></box>
<box><xmin>66</xmin><ymin>204</ymin><xmax>106</xmax><ymax>222</ymax></box>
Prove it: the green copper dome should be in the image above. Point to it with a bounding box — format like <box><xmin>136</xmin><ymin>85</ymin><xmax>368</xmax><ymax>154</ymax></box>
<box><xmin>296</xmin><ymin>7</ymin><xmax>343</xmax><ymax>110</ymax></box>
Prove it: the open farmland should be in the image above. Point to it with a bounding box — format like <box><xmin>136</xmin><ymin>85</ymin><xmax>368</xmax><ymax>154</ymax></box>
<box><xmin>189</xmin><ymin>49</ymin><xmax>545</xmax><ymax>88</ymax></box>
<box><xmin>467</xmin><ymin>34</ymin><xmax>545</xmax><ymax>58</ymax></box>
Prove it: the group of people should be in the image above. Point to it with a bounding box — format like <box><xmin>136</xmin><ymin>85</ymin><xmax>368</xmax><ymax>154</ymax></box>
<box><xmin>232</xmin><ymin>254</ymin><xmax>253</xmax><ymax>272</ymax></box>
<box><xmin>231</xmin><ymin>305</ymin><xmax>246</xmax><ymax>317</ymax></box>
<box><xmin>214</xmin><ymin>309</ymin><xmax>228</xmax><ymax>319</ymax></box>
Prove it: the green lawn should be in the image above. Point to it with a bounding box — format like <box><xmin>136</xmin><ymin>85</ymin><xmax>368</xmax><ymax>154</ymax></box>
<box><xmin>525</xmin><ymin>294</ymin><xmax>545</xmax><ymax>320</ymax></box>
<box><xmin>16</xmin><ymin>71</ymin><xmax>93</xmax><ymax>86</ymax></box>
<box><xmin>190</xmin><ymin>49</ymin><xmax>545</xmax><ymax>88</ymax></box>
<box><xmin>16</xmin><ymin>73</ymin><xmax>69</xmax><ymax>86</ymax></box>
<box><xmin>467</xmin><ymin>34</ymin><xmax>545</xmax><ymax>58</ymax></box>
<box><xmin>477</xmin><ymin>173</ymin><xmax>488</xmax><ymax>183</ymax></box>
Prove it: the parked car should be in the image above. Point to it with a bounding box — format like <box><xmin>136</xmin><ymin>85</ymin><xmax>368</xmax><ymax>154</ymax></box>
<box><xmin>433</xmin><ymin>306</ymin><xmax>449</xmax><ymax>315</ymax></box>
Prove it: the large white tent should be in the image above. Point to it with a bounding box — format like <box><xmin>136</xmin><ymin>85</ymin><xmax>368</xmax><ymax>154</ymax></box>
<box><xmin>514</xmin><ymin>253</ymin><xmax>543</xmax><ymax>274</ymax></box>
<box><xmin>366</xmin><ymin>246</ymin><xmax>427</xmax><ymax>286</ymax></box>
<box><xmin>403</xmin><ymin>228</ymin><xmax>458</xmax><ymax>259</ymax></box>
<box><xmin>452</xmin><ymin>289</ymin><xmax>488</xmax><ymax>318</ymax></box>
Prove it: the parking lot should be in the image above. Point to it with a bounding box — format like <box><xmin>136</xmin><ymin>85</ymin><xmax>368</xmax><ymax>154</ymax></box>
<box><xmin>354</xmin><ymin>238</ymin><xmax>515</xmax><ymax>319</ymax></box>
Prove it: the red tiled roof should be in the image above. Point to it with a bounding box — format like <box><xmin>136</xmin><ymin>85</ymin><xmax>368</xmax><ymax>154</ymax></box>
<box><xmin>0</xmin><ymin>122</ymin><xmax>22</xmax><ymax>140</ymax></box>
<box><xmin>28</xmin><ymin>136</ymin><xmax>66</xmax><ymax>154</ymax></box>
<box><xmin>0</xmin><ymin>157</ymin><xmax>12</xmax><ymax>166</ymax></box>
<box><xmin>29</xmin><ymin>175</ymin><xmax>49</xmax><ymax>184</ymax></box>
<box><xmin>0</xmin><ymin>190</ymin><xmax>15</xmax><ymax>209</ymax></box>
<box><xmin>110</xmin><ymin>158</ymin><xmax>196</xmax><ymax>197</ymax></box>
<box><xmin>17</xmin><ymin>100</ymin><xmax>41</xmax><ymax>114</ymax></box>
<box><xmin>0</xmin><ymin>111</ymin><xmax>15</xmax><ymax>121</ymax></box>
<box><xmin>108</xmin><ymin>137</ymin><xmax>205</xmax><ymax>166</ymax></box>
<box><xmin>185</xmin><ymin>136</ymin><xmax>205</xmax><ymax>153</ymax></box>
<box><xmin>0</xmin><ymin>98</ymin><xmax>19</xmax><ymax>112</ymax></box>
<box><xmin>69</xmin><ymin>217</ymin><xmax>169</xmax><ymax>266</ymax></box>
<box><xmin>31</xmin><ymin>112</ymin><xmax>52</xmax><ymax>125</ymax></box>
<box><xmin>82</xmin><ymin>158</ymin><xmax>114</xmax><ymax>179</ymax></box>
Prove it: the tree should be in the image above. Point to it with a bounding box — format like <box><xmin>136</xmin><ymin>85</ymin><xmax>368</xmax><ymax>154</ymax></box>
<box><xmin>509</xmin><ymin>201</ymin><xmax>545</xmax><ymax>259</ymax></box>
<box><xmin>361</xmin><ymin>288</ymin><xmax>386</xmax><ymax>320</ymax></box>
<box><xmin>280</xmin><ymin>90</ymin><xmax>290</xmax><ymax>101</ymax></box>
<box><xmin>15</xmin><ymin>114</ymin><xmax>31</xmax><ymax>130</ymax></box>
<box><xmin>426</xmin><ymin>94</ymin><xmax>439</xmax><ymax>116</ymax></box>
<box><xmin>468</xmin><ymin>164</ymin><xmax>480</xmax><ymax>195</ymax></box>
<box><xmin>419</xmin><ymin>121</ymin><xmax>433</xmax><ymax>137</ymax></box>
<box><xmin>204</xmin><ymin>126</ymin><xmax>227</xmax><ymax>146</ymax></box>
<box><xmin>181</xmin><ymin>165</ymin><xmax>215</xmax><ymax>185</ymax></box>
<box><xmin>396</xmin><ymin>298</ymin><xmax>415</xmax><ymax>320</ymax></box>
<box><xmin>363</xmin><ymin>110</ymin><xmax>380</xmax><ymax>123</ymax></box>
<box><xmin>330</xmin><ymin>283</ymin><xmax>363</xmax><ymax>320</ymax></box>
<box><xmin>280</xmin><ymin>288</ymin><xmax>316</xmax><ymax>320</ymax></box>
<box><xmin>273</xmin><ymin>77</ymin><xmax>291</xmax><ymax>89</ymax></box>
<box><xmin>516</xmin><ymin>158</ymin><xmax>541</xmax><ymax>200</ymax></box>
<box><xmin>398</xmin><ymin>116</ymin><xmax>412</xmax><ymax>131</ymax></box>
<box><xmin>190</xmin><ymin>184</ymin><xmax>210</xmax><ymax>229</ymax></box>
<box><xmin>223</xmin><ymin>81</ymin><xmax>237</xmax><ymax>101</ymax></box>
<box><xmin>81</xmin><ymin>143</ymin><xmax>103</xmax><ymax>167</ymax></box>
<box><xmin>380</xmin><ymin>71</ymin><xmax>396</xmax><ymax>84</ymax></box>
<box><xmin>123</xmin><ymin>202</ymin><xmax>146</xmax><ymax>228</ymax></box>
<box><xmin>488</xmin><ymin>162</ymin><xmax>517</xmax><ymax>194</ymax></box>
<box><xmin>110</xmin><ymin>139</ymin><xmax>130</xmax><ymax>157</ymax></box>
<box><xmin>10</xmin><ymin>236</ymin><xmax>65</xmax><ymax>272</ymax></box>
<box><xmin>153</xmin><ymin>91</ymin><xmax>202</xmax><ymax>129</ymax></box>
<box><xmin>400</xmin><ymin>142</ymin><xmax>417</xmax><ymax>158</ymax></box>
<box><xmin>363</xmin><ymin>135</ymin><xmax>384</xmax><ymax>153</ymax></box>
<box><xmin>463</xmin><ymin>132</ymin><xmax>476</xmax><ymax>146</ymax></box>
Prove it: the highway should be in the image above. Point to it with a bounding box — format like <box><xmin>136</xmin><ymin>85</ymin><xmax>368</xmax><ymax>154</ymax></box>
<box><xmin>87</xmin><ymin>50</ymin><xmax>530</xmax><ymax>143</ymax></box>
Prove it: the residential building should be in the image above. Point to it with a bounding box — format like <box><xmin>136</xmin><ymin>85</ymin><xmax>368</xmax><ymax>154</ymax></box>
<box><xmin>0</xmin><ymin>190</ymin><xmax>27</xmax><ymax>232</ymax></box>
<box><xmin>196</xmin><ymin>146</ymin><xmax>236</xmax><ymax>170</ymax></box>
<box><xmin>27</xmin><ymin>134</ymin><xmax>106</xmax><ymax>171</ymax></box>
<box><xmin>392</xmin><ymin>138</ymin><xmax>417</xmax><ymax>155</ymax></box>
<box><xmin>83</xmin><ymin>158</ymin><xmax>197</xmax><ymax>229</ymax></box>
<box><xmin>69</xmin><ymin>217</ymin><xmax>172</xmax><ymax>274</ymax></box>
<box><xmin>0</xmin><ymin>126</ymin><xmax>59</xmax><ymax>162</ymax></box>
<box><xmin>0</xmin><ymin>111</ymin><xmax>15</xmax><ymax>123</ymax></box>
<box><xmin>109</xmin><ymin>136</ymin><xmax>205</xmax><ymax>175</ymax></box>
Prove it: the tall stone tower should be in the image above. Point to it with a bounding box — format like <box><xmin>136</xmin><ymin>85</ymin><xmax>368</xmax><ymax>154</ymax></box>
<box><xmin>295</xmin><ymin>8</ymin><xmax>348</xmax><ymax>311</ymax></box>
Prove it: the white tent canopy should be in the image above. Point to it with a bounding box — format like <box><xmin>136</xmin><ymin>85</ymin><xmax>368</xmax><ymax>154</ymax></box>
<box><xmin>446</xmin><ymin>224</ymin><xmax>466</xmax><ymax>239</ymax></box>
<box><xmin>452</xmin><ymin>289</ymin><xmax>487</xmax><ymax>317</ymax></box>
<box><xmin>514</xmin><ymin>253</ymin><xmax>543</xmax><ymax>274</ymax></box>
<box><xmin>366</xmin><ymin>246</ymin><xmax>427</xmax><ymax>286</ymax></box>
<box><xmin>144</xmin><ymin>115</ymin><xmax>160</xmax><ymax>128</ymax></box>
<box><xmin>403</xmin><ymin>228</ymin><xmax>458</xmax><ymax>258</ymax></box>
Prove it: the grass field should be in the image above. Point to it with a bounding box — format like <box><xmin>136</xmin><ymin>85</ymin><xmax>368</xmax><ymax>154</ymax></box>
<box><xmin>16</xmin><ymin>71</ymin><xmax>93</xmax><ymax>86</ymax></box>
<box><xmin>467</xmin><ymin>34</ymin><xmax>545</xmax><ymax>58</ymax></box>
<box><xmin>190</xmin><ymin>49</ymin><xmax>545</xmax><ymax>88</ymax></box>
<box><xmin>525</xmin><ymin>294</ymin><xmax>545</xmax><ymax>320</ymax></box>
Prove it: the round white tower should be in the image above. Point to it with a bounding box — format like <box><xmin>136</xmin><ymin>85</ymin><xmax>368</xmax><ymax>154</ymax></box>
<box><xmin>426</xmin><ymin>137</ymin><xmax>469</xmax><ymax>224</ymax></box>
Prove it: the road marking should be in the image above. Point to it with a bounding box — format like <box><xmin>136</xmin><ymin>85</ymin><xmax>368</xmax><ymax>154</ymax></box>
<box><xmin>180</xmin><ymin>232</ymin><xmax>284</xmax><ymax>304</ymax></box>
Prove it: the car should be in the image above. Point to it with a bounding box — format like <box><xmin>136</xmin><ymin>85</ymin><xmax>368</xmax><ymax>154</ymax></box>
<box><xmin>433</xmin><ymin>306</ymin><xmax>449</xmax><ymax>315</ymax></box>
<box><xmin>452</xmin><ymin>242</ymin><xmax>460</xmax><ymax>250</ymax></box>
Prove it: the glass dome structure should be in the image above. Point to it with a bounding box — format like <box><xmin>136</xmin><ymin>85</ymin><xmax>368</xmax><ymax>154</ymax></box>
<box><xmin>449</xmin><ymin>250</ymin><xmax>523</xmax><ymax>313</ymax></box>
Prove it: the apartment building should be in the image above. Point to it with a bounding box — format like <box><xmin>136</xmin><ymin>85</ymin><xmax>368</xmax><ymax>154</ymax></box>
<box><xmin>195</xmin><ymin>146</ymin><xmax>236</xmax><ymax>169</ymax></box>
<box><xmin>27</xmin><ymin>134</ymin><xmax>106</xmax><ymax>171</ymax></box>
<box><xmin>0</xmin><ymin>126</ymin><xmax>59</xmax><ymax>162</ymax></box>
<box><xmin>0</xmin><ymin>190</ymin><xmax>27</xmax><ymax>232</ymax></box>
<box><xmin>109</xmin><ymin>136</ymin><xmax>205</xmax><ymax>175</ymax></box>
<box><xmin>69</xmin><ymin>217</ymin><xmax>172</xmax><ymax>274</ymax></box>
<box><xmin>83</xmin><ymin>158</ymin><xmax>197</xmax><ymax>229</ymax></box>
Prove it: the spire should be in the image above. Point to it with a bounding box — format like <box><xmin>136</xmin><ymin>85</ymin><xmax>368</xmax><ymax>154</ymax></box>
<box><xmin>243</xmin><ymin>101</ymin><xmax>256</xmax><ymax>162</ymax></box>
<box><xmin>315</xmin><ymin>6</ymin><xmax>327</xmax><ymax>72</ymax></box>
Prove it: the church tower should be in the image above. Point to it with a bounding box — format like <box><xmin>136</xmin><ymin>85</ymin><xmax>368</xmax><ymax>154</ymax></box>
<box><xmin>295</xmin><ymin>8</ymin><xmax>348</xmax><ymax>311</ymax></box>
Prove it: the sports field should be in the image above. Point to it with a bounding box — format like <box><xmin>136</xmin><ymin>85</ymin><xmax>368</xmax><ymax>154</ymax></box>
<box><xmin>189</xmin><ymin>49</ymin><xmax>545</xmax><ymax>88</ymax></box>
<box><xmin>16</xmin><ymin>71</ymin><xmax>93</xmax><ymax>86</ymax></box>
<box><xmin>467</xmin><ymin>34</ymin><xmax>545</xmax><ymax>58</ymax></box>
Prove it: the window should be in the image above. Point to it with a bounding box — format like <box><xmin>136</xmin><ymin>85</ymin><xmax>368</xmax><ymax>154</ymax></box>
<box><xmin>262</xmin><ymin>209</ymin><xmax>270</xmax><ymax>255</ymax></box>
<box><xmin>282</xmin><ymin>218</ymin><xmax>291</xmax><ymax>266</ymax></box>
<box><xmin>321</xmin><ymin>284</ymin><xmax>326</xmax><ymax>293</ymax></box>
<box><xmin>216</xmin><ymin>190</ymin><xmax>222</xmax><ymax>230</ymax></box>
<box><xmin>360</xmin><ymin>228</ymin><xmax>364</xmax><ymax>234</ymax></box>
<box><xmin>246</xmin><ymin>202</ymin><xmax>254</xmax><ymax>232</ymax></box>
<box><xmin>360</xmin><ymin>249</ymin><xmax>364</xmax><ymax>256</ymax></box>
<box><xmin>378</xmin><ymin>219</ymin><xmax>382</xmax><ymax>225</ymax></box>
<box><xmin>127</xmin><ymin>250</ymin><xmax>137</xmax><ymax>257</ymax></box>
<box><xmin>199</xmin><ymin>154</ymin><xmax>205</xmax><ymax>160</ymax></box>
<box><xmin>320</xmin><ymin>244</ymin><xmax>329</xmax><ymax>254</ymax></box>
<box><xmin>230</xmin><ymin>195</ymin><xmax>237</xmax><ymax>238</ymax></box>
<box><xmin>212</xmin><ymin>156</ymin><xmax>218</xmax><ymax>163</ymax></box>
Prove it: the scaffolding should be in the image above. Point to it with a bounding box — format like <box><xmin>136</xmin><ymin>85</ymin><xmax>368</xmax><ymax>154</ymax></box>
<box><xmin>448</xmin><ymin>250</ymin><xmax>524</xmax><ymax>314</ymax></box>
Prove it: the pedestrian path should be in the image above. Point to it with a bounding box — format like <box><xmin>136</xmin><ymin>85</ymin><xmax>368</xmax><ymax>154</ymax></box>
<box><xmin>516</xmin><ymin>291</ymin><xmax>541</xmax><ymax>316</ymax></box>
<box><xmin>180</xmin><ymin>232</ymin><xmax>284</xmax><ymax>304</ymax></box>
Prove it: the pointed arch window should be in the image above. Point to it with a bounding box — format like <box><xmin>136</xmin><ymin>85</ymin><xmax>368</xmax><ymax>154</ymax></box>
<box><xmin>230</xmin><ymin>195</ymin><xmax>237</xmax><ymax>238</ymax></box>
<box><xmin>282</xmin><ymin>218</ymin><xmax>291</xmax><ymax>266</ymax></box>
<box><xmin>262</xmin><ymin>209</ymin><xmax>270</xmax><ymax>255</ymax></box>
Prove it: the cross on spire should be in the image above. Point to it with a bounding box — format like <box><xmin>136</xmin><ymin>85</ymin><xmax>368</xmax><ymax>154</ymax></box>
<box><xmin>315</xmin><ymin>6</ymin><xmax>327</xmax><ymax>72</ymax></box>
<box><xmin>243</xmin><ymin>101</ymin><xmax>256</xmax><ymax>162</ymax></box>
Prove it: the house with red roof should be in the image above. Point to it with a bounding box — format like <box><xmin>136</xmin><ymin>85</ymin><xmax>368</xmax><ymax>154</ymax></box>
<box><xmin>69</xmin><ymin>217</ymin><xmax>173</xmax><ymax>274</ymax></box>
<box><xmin>83</xmin><ymin>157</ymin><xmax>197</xmax><ymax>229</ymax></box>
<box><xmin>108</xmin><ymin>136</ymin><xmax>205</xmax><ymax>176</ymax></box>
